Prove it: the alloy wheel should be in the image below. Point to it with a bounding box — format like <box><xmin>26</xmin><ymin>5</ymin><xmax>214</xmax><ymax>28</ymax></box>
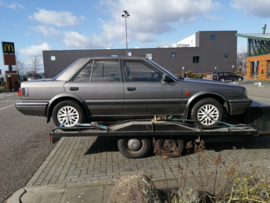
<box><xmin>57</xmin><ymin>105</ymin><xmax>79</xmax><ymax>127</ymax></box>
<box><xmin>197</xmin><ymin>104</ymin><xmax>219</xmax><ymax>126</ymax></box>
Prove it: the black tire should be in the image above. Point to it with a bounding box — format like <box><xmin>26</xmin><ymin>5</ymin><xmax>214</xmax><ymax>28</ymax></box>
<box><xmin>221</xmin><ymin>78</ymin><xmax>225</xmax><ymax>82</ymax></box>
<box><xmin>191</xmin><ymin>98</ymin><xmax>223</xmax><ymax>127</ymax></box>
<box><xmin>117</xmin><ymin>137</ymin><xmax>151</xmax><ymax>158</ymax></box>
<box><xmin>52</xmin><ymin>100</ymin><xmax>85</xmax><ymax>127</ymax></box>
<box><xmin>156</xmin><ymin>139</ymin><xmax>185</xmax><ymax>158</ymax></box>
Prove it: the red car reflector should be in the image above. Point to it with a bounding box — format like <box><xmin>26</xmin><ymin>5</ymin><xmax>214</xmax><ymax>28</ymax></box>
<box><xmin>18</xmin><ymin>88</ymin><xmax>22</xmax><ymax>97</ymax></box>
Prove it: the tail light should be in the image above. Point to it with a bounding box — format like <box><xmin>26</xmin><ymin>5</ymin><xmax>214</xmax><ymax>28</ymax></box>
<box><xmin>217</xmin><ymin>75</ymin><xmax>219</xmax><ymax>80</ymax></box>
<box><xmin>18</xmin><ymin>88</ymin><xmax>22</xmax><ymax>97</ymax></box>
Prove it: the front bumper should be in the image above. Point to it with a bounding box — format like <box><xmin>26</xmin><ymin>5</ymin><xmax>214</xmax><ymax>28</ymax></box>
<box><xmin>15</xmin><ymin>100</ymin><xmax>47</xmax><ymax>117</ymax></box>
<box><xmin>228</xmin><ymin>98</ymin><xmax>252</xmax><ymax>115</ymax></box>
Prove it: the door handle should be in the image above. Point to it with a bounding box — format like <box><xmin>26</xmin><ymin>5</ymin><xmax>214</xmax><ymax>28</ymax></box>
<box><xmin>70</xmin><ymin>87</ymin><xmax>79</xmax><ymax>91</ymax></box>
<box><xmin>127</xmin><ymin>87</ymin><xmax>136</xmax><ymax>91</ymax></box>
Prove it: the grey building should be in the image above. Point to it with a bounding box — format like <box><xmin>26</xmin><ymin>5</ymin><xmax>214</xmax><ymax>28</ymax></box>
<box><xmin>43</xmin><ymin>31</ymin><xmax>237</xmax><ymax>78</ymax></box>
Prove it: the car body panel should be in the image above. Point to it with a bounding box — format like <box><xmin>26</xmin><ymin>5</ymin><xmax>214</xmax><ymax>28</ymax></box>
<box><xmin>124</xmin><ymin>81</ymin><xmax>183</xmax><ymax>115</ymax></box>
<box><xmin>64</xmin><ymin>82</ymin><xmax>124</xmax><ymax>115</ymax></box>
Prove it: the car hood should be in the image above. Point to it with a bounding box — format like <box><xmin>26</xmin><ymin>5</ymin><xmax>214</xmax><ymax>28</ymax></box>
<box><xmin>180</xmin><ymin>78</ymin><xmax>237</xmax><ymax>86</ymax></box>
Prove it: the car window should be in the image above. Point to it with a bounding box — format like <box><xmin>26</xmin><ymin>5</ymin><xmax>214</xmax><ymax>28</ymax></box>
<box><xmin>230</xmin><ymin>73</ymin><xmax>235</xmax><ymax>77</ymax></box>
<box><xmin>218</xmin><ymin>73</ymin><xmax>223</xmax><ymax>76</ymax></box>
<box><xmin>73</xmin><ymin>61</ymin><xmax>93</xmax><ymax>82</ymax></box>
<box><xmin>123</xmin><ymin>60</ymin><xmax>163</xmax><ymax>82</ymax></box>
<box><xmin>91</xmin><ymin>60</ymin><xmax>121</xmax><ymax>82</ymax></box>
<box><xmin>213</xmin><ymin>73</ymin><xmax>217</xmax><ymax>76</ymax></box>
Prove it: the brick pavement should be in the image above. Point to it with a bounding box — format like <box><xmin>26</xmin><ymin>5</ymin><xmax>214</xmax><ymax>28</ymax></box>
<box><xmin>27</xmin><ymin>85</ymin><xmax>270</xmax><ymax>188</ymax></box>
<box><xmin>27</xmin><ymin>135</ymin><xmax>270</xmax><ymax>187</ymax></box>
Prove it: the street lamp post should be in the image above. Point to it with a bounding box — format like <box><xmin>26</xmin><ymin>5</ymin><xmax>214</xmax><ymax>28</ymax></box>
<box><xmin>122</xmin><ymin>10</ymin><xmax>130</xmax><ymax>56</ymax></box>
<box><xmin>215</xmin><ymin>67</ymin><xmax>217</xmax><ymax>73</ymax></box>
<box><xmin>232</xmin><ymin>65</ymin><xmax>235</xmax><ymax>73</ymax></box>
<box><xmin>182</xmin><ymin>67</ymin><xmax>184</xmax><ymax>77</ymax></box>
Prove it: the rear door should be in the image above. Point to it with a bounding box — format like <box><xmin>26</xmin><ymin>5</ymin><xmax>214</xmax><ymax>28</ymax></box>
<box><xmin>64</xmin><ymin>59</ymin><xmax>123</xmax><ymax>115</ymax></box>
<box><xmin>122</xmin><ymin>59</ymin><xmax>183</xmax><ymax>115</ymax></box>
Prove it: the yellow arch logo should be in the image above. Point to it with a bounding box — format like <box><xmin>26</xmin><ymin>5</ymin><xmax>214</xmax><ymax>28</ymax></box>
<box><xmin>4</xmin><ymin>44</ymin><xmax>14</xmax><ymax>52</ymax></box>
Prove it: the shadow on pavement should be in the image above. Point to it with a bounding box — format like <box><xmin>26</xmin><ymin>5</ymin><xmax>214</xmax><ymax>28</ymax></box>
<box><xmin>84</xmin><ymin>136</ymin><xmax>119</xmax><ymax>155</ymax></box>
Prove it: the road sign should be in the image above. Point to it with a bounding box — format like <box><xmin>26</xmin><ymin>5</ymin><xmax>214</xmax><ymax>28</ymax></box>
<box><xmin>2</xmin><ymin>42</ymin><xmax>15</xmax><ymax>54</ymax></box>
<box><xmin>2</xmin><ymin>41</ymin><xmax>16</xmax><ymax>65</ymax></box>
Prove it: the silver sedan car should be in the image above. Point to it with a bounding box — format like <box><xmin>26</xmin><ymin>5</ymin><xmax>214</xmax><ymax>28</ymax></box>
<box><xmin>16</xmin><ymin>57</ymin><xmax>252</xmax><ymax>127</ymax></box>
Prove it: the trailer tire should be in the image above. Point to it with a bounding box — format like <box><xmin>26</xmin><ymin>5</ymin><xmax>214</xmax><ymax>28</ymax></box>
<box><xmin>52</xmin><ymin>100</ymin><xmax>85</xmax><ymax>127</ymax></box>
<box><xmin>156</xmin><ymin>139</ymin><xmax>184</xmax><ymax>158</ymax></box>
<box><xmin>117</xmin><ymin>137</ymin><xmax>151</xmax><ymax>158</ymax></box>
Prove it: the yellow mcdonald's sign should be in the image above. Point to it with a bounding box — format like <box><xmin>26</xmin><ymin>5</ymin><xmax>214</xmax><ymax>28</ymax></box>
<box><xmin>2</xmin><ymin>42</ymin><xmax>15</xmax><ymax>54</ymax></box>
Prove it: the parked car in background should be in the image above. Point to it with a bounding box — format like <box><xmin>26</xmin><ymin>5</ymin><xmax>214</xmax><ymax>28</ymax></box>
<box><xmin>213</xmin><ymin>72</ymin><xmax>243</xmax><ymax>82</ymax></box>
<box><xmin>16</xmin><ymin>57</ymin><xmax>251</xmax><ymax>127</ymax></box>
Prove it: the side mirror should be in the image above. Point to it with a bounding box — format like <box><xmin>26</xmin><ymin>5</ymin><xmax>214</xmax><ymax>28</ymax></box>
<box><xmin>162</xmin><ymin>74</ymin><xmax>172</xmax><ymax>82</ymax></box>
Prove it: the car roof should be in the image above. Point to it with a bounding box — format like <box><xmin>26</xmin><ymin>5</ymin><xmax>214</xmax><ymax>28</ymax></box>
<box><xmin>78</xmin><ymin>56</ymin><xmax>147</xmax><ymax>60</ymax></box>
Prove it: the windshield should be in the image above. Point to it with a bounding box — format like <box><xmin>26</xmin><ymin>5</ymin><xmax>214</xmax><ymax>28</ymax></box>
<box><xmin>146</xmin><ymin>59</ymin><xmax>179</xmax><ymax>81</ymax></box>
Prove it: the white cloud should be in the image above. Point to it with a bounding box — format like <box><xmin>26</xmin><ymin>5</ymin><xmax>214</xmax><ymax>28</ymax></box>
<box><xmin>64</xmin><ymin>31</ymin><xmax>91</xmax><ymax>48</ymax></box>
<box><xmin>19</xmin><ymin>43</ymin><xmax>53</xmax><ymax>58</ymax></box>
<box><xmin>63</xmin><ymin>31</ymin><xmax>110</xmax><ymax>48</ymax></box>
<box><xmin>98</xmin><ymin>0</ymin><xmax>221</xmax><ymax>43</ymax></box>
<box><xmin>230</xmin><ymin>0</ymin><xmax>270</xmax><ymax>18</ymax></box>
<box><xmin>34</xmin><ymin>25</ymin><xmax>61</xmax><ymax>38</ymax></box>
<box><xmin>237</xmin><ymin>44</ymin><xmax>247</xmax><ymax>53</ymax></box>
<box><xmin>0</xmin><ymin>1</ymin><xmax>24</xmax><ymax>9</ymax></box>
<box><xmin>29</xmin><ymin>9</ymin><xmax>80</xmax><ymax>27</ymax></box>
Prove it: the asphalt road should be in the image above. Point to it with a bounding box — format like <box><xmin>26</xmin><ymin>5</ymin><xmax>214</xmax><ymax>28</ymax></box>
<box><xmin>0</xmin><ymin>92</ymin><xmax>54</xmax><ymax>202</ymax></box>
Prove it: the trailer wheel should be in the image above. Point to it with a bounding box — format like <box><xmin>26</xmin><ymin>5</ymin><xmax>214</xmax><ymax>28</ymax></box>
<box><xmin>117</xmin><ymin>137</ymin><xmax>151</xmax><ymax>158</ymax></box>
<box><xmin>156</xmin><ymin>139</ymin><xmax>184</xmax><ymax>158</ymax></box>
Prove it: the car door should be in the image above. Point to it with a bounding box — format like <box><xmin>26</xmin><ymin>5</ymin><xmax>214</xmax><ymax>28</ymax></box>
<box><xmin>122</xmin><ymin>59</ymin><xmax>183</xmax><ymax>115</ymax></box>
<box><xmin>64</xmin><ymin>59</ymin><xmax>123</xmax><ymax>116</ymax></box>
<box><xmin>229</xmin><ymin>73</ymin><xmax>237</xmax><ymax>81</ymax></box>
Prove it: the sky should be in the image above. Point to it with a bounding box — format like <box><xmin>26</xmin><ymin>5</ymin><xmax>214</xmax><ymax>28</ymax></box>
<box><xmin>1</xmin><ymin>0</ymin><xmax>270</xmax><ymax>73</ymax></box>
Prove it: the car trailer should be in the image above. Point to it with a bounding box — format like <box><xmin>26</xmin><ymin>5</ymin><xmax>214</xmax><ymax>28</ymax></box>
<box><xmin>50</xmin><ymin>116</ymin><xmax>260</xmax><ymax>159</ymax></box>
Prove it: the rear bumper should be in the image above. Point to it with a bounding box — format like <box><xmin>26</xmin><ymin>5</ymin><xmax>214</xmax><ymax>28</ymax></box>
<box><xmin>15</xmin><ymin>100</ymin><xmax>47</xmax><ymax>116</ymax></box>
<box><xmin>228</xmin><ymin>98</ymin><xmax>252</xmax><ymax>115</ymax></box>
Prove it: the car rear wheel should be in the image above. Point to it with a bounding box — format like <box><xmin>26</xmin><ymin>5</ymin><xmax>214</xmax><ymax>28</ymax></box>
<box><xmin>52</xmin><ymin>100</ymin><xmax>85</xmax><ymax>127</ymax></box>
<box><xmin>191</xmin><ymin>98</ymin><xmax>223</xmax><ymax>127</ymax></box>
<box><xmin>221</xmin><ymin>78</ymin><xmax>225</xmax><ymax>82</ymax></box>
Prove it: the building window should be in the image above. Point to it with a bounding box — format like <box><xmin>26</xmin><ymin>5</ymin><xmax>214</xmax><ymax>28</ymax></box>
<box><xmin>51</xmin><ymin>56</ymin><xmax>56</xmax><ymax>61</ymax></box>
<box><xmin>210</xmin><ymin>35</ymin><xmax>215</xmax><ymax>40</ymax></box>
<box><xmin>146</xmin><ymin>53</ymin><xmax>152</xmax><ymax>60</ymax></box>
<box><xmin>224</xmin><ymin>53</ymin><xmax>228</xmax><ymax>58</ymax></box>
<box><xmin>111</xmin><ymin>54</ymin><xmax>118</xmax><ymax>57</ymax></box>
<box><xmin>193</xmin><ymin>56</ymin><xmax>199</xmax><ymax>63</ymax></box>
<box><xmin>127</xmin><ymin>52</ymin><xmax>132</xmax><ymax>56</ymax></box>
<box><xmin>171</xmin><ymin>52</ymin><xmax>176</xmax><ymax>57</ymax></box>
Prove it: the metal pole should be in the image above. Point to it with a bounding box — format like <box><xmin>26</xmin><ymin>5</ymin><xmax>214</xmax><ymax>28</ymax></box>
<box><xmin>125</xmin><ymin>17</ymin><xmax>128</xmax><ymax>56</ymax></box>
<box><xmin>8</xmin><ymin>65</ymin><xmax>12</xmax><ymax>92</ymax></box>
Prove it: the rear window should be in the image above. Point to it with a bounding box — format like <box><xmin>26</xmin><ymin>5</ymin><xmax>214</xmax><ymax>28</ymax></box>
<box><xmin>213</xmin><ymin>73</ymin><xmax>217</xmax><ymax>76</ymax></box>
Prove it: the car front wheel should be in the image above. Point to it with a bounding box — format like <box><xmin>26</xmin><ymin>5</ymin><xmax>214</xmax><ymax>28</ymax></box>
<box><xmin>191</xmin><ymin>98</ymin><xmax>223</xmax><ymax>127</ymax></box>
<box><xmin>238</xmin><ymin>78</ymin><xmax>242</xmax><ymax>81</ymax></box>
<box><xmin>52</xmin><ymin>100</ymin><xmax>85</xmax><ymax>127</ymax></box>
